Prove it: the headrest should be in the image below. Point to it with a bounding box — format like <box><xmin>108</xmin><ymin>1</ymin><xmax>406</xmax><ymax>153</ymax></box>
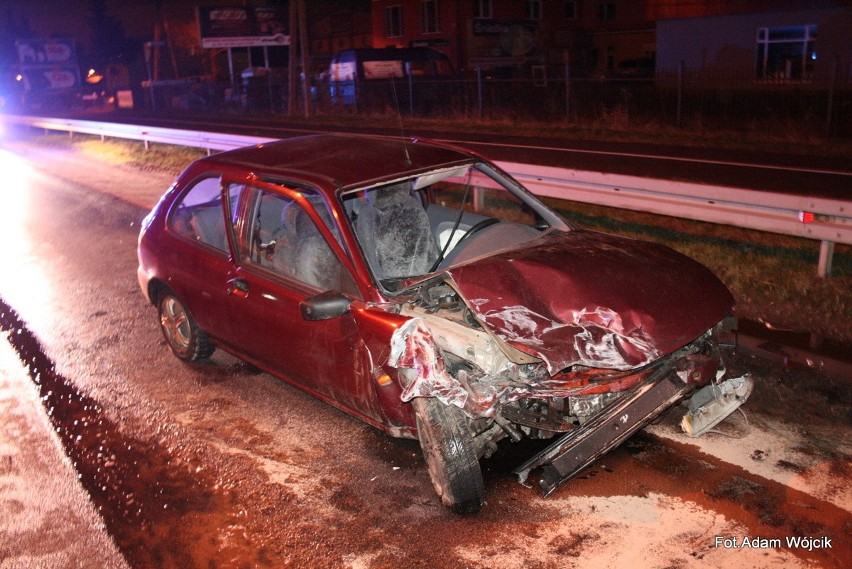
<box><xmin>281</xmin><ymin>197</ymin><xmax>335</xmax><ymax>236</ymax></box>
<box><xmin>281</xmin><ymin>201</ymin><xmax>310</xmax><ymax>235</ymax></box>
<box><xmin>369</xmin><ymin>181</ymin><xmax>412</xmax><ymax>210</ymax></box>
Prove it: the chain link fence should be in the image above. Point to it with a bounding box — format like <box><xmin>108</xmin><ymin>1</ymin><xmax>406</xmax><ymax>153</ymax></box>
<box><xmin>131</xmin><ymin>65</ymin><xmax>851</xmax><ymax>139</ymax></box>
<box><xmin>312</xmin><ymin>73</ymin><xmax>850</xmax><ymax>137</ymax></box>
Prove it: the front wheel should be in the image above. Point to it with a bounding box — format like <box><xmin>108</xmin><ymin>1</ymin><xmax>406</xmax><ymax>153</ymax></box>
<box><xmin>158</xmin><ymin>293</ymin><xmax>215</xmax><ymax>361</ymax></box>
<box><xmin>412</xmin><ymin>397</ymin><xmax>484</xmax><ymax>514</ymax></box>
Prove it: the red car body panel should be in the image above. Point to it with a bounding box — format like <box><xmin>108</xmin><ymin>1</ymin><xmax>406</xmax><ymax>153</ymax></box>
<box><xmin>446</xmin><ymin>229</ymin><xmax>734</xmax><ymax>374</ymax></box>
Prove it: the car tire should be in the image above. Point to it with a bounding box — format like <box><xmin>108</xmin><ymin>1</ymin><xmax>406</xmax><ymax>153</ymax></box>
<box><xmin>413</xmin><ymin>396</ymin><xmax>484</xmax><ymax>514</ymax></box>
<box><xmin>158</xmin><ymin>293</ymin><xmax>215</xmax><ymax>361</ymax></box>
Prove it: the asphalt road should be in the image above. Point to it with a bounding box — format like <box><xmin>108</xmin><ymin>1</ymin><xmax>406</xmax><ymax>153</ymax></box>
<box><xmin>59</xmin><ymin>108</ymin><xmax>852</xmax><ymax>199</ymax></box>
<box><xmin>0</xmin><ymin>140</ymin><xmax>849</xmax><ymax>568</ymax></box>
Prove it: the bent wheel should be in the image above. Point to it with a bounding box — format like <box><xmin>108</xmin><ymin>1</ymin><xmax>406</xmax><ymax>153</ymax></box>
<box><xmin>413</xmin><ymin>397</ymin><xmax>484</xmax><ymax>514</ymax></box>
<box><xmin>158</xmin><ymin>293</ymin><xmax>215</xmax><ymax>361</ymax></box>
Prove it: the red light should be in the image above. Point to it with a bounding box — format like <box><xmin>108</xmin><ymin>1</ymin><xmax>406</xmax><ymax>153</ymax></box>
<box><xmin>798</xmin><ymin>211</ymin><xmax>814</xmax><ymax>223</ymax></box>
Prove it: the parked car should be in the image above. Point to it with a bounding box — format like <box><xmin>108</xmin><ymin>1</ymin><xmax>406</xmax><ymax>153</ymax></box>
<box><xmin>137</xmin><ymin>134</ymin><xmax>752</xmax><ymax>513</ymax></box>
<box><xmin>328</xmin><ymin>47</ymin><xmax>453</xmax><ymax>105</ymax></box>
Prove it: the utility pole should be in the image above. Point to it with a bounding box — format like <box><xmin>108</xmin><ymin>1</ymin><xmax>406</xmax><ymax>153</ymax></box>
<box><xmin>287</xmin><ymin>1</ymin><xmax>297</xmax><ymax>116</ymax></box>
<box><xmin>287</xmin><ymin>0</ymin><xmax>311</xmax><ymax>117</ymax></box>
<box><xmin>298</xmin><ymin>0</ymin><xmax>311</xmax><ymax>117</ymax></box>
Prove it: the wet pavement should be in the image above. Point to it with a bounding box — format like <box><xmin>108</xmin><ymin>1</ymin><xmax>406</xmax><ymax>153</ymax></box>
<box><xmin>0</xmin><ymin>323</ymin><xmax>127</xmax><ymax>568</ymax></box>
<box><xmin>0</xmin><ymin>298</ymin><xmax>251</xmax><ymax>567</ymax></box>
<box><xmin>0</xmin><ymin>141</ymin><xmax>849</xmax><ymax>568</ymax></box>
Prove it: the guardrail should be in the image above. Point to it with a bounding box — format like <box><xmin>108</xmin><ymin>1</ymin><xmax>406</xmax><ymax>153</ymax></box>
<box><xmin>1</xmin><ymin>115</ymin><xmax>268</xmax><ymax>153</ymax></box>
<box><xmin>506</xmin><ymin>163</ymin><xmax>850</xmax><ymax>278</ymax></box>
<box><xmin>3</xmin><ymin>114</ymin><xmax>849</xmax><ymax>277</ymax></box>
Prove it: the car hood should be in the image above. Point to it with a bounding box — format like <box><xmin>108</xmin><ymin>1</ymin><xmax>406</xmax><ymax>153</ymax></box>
<box><xmin>443</xmin><ymin>230</ymin><xmax>734</xmax><ymax>374</ymax></box>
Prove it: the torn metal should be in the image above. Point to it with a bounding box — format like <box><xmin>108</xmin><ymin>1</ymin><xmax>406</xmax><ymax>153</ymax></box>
<box><xmin>389</xmin><ymin>317</ymin><xmax>472</xmax><ymax>410</ymax></box>
<box><xmin>385</xmin><ymin>229</ymin><xmax>745</xmax><ymax>496</ymax></box>
<box><xmin>386</xmin><ymin>281</ymin><xmax>746</xmax><ymax>495</ymax></box>
<box><xmin>444</xmin><ymin>230</ymin><xmax>735</xmax><ymax>375</ymax></box>
<box><xmin>513</xmin><ymin>339</ymin><xmax>726</xmax><ymax>496</ymax></box>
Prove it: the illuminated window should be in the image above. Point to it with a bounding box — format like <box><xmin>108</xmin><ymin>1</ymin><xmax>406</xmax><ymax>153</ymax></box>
<box><xmin>756</xmin><ymin>25</ymin><xmax>817</xmax><ymax>80</ymax></box>
<box><xmin>385</xmin><ymin>5</ymin><xmax>403</xmax><ymax>38</ymax></box>
<box><xmin>421</xmin><ymin>1</ymin><xmax>440</xmax><ymax>34</ymax></box>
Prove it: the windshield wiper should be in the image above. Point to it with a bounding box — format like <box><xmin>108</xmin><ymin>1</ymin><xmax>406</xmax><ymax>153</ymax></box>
<box><xmin>428</xmin><ymin>168</ymin><xmax>474</xmax><ymax>272</ymax></box>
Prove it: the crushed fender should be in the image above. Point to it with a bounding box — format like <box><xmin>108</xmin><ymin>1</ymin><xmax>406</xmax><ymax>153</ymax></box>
<box><xmin>389</xmin><ymin>318</ymin><xmax>470</xmax><ymax>409</ymax></box>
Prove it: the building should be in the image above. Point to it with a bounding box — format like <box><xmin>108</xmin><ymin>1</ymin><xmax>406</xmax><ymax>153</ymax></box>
<box><xmin>369</xmin><ymin>0</ymin><xmax>655</xmax><ymax>77</ymax></box>
<box><xmin>655</xmin><ymin>1</ymin><xmax>852</xmax><ymax>88</ymax></box>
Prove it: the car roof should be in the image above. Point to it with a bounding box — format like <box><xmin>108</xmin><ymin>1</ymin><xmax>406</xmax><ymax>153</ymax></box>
<box><xmin>202</xmin><ymin>134</ymin><xmax>475</xmax><ymax>192</ymax></box>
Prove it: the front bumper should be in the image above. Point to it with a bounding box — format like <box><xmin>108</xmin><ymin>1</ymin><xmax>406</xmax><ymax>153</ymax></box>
<box><xmin>513</xmin><ymin>338</ymin><xmax>744</xmax><ymax>496</ymax></box>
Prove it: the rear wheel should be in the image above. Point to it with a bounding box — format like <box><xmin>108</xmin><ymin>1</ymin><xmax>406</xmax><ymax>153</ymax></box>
<box><xmin>413</xmin><ymin>397</ymin><xmax>484</xmax><ymax>514</ymax></box>
<box><xmin>158</xmin><ymin>293</ymin><xmax>215</xmax><ymax>361</ymax></box>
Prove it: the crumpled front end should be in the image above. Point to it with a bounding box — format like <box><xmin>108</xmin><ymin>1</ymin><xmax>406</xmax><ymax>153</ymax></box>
<box><xmin>388</xmin><ymin>294</ymin><xmax>746</xmax><ymax>494</ymax></box>
<box><xmin>389</xmin><ymin>297</ymin><xmax>731</xmax><ymax>421</ymax></box>
<box><xmin>384</xmin><ymin>229</ymin><xmax>750</xmax><ymax>494</ymax></box>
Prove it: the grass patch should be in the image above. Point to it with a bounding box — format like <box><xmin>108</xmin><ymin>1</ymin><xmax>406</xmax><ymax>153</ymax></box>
<box><xmin>29</xmin><ymin>132</ymin><xmax>207</xmax><ymax>174</ymax></box>
<box><xmin>545</xmin><ymin>197</ymin><xmax>852</xmax><ymax>342</ymax></box>
<box><xmin>230</xmin><ymin>109</ymin><xmax>852</xmax><ymax>159</ymax></box>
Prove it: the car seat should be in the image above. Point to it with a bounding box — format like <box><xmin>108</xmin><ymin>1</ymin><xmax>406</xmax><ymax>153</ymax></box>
<box><xmin>355</xmin><ymin>182</ymin><xmax>440</xmax><ymax>280</ymax></box>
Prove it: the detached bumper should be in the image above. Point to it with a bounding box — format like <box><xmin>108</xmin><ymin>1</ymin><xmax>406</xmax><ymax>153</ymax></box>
<box><xmin>513</xmin><ymin>340</ymin><xmax>730</xmax><ymax>497</ymax></box>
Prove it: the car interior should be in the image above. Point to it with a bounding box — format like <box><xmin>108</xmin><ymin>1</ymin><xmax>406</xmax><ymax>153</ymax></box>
<box><xmin>249</xmin><ymin>191</ymin><xmax>353</xmax><ymax>293</ymax></box>
<box><xmin>342</xmin><ymin>163</ymin><xmax>548</xmax><ymax>284</ymax></box>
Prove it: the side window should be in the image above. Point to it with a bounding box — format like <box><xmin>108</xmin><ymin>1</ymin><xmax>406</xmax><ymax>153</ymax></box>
<box><xmin>168</xmin><ymin>177</ymin><xmax>229</xmax><ymax>252</ymax></box>
<box><xmin>247</xmin><ymin>188</ymin><xmax>358</xmax><ymax>296</ymax></box>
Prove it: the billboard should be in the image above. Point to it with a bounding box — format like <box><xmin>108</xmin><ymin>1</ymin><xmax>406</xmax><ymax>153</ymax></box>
<box><xmin>15</xmin><ymin>38</ymin><xmax>81</xmax><ymax>93</ymax></box>
<box><xmin>198</xmin><ymin>6</ymin><xmax>289</xmax><ymax>48</ymax></box>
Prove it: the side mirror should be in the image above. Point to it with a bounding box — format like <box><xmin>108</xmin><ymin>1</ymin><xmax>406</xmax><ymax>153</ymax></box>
<box><xmin>300</xmin><ymin>290</ymin><xmax>352</xmax><ymax>321</ymax></box>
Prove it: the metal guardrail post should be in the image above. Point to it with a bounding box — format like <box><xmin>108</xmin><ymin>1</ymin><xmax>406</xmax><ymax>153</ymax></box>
<box><xmin>818</xmin><ymin>240</ymin><xmax>835</xmax><ymax>277</ymax></box>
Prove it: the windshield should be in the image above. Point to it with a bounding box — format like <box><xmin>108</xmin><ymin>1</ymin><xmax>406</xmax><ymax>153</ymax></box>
<box><xmin>341</xmin><ymin>162</ymin><xmax>567</xmax><ymax>290</ymax></box>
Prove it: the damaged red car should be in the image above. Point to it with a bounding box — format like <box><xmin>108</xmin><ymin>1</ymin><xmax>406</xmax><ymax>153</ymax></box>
<box><xmin>137</xmin><ymin>134</ymin><xmax>752</xmax><ymax>513</ymax></box>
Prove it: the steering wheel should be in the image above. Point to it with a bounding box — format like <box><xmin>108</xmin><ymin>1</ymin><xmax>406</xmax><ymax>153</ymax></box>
<box><xmin>455</xmin><ymin>217</ymin><xmax>500</xmax><ymax>245</ymax></box>
<box><xmin>429</xmin><ymin>218</ymin><xmax>501</xmax><ymax>273</ymax></box>
<box><xmin>434</xmin><ymin>218</ymin><xmax>502</xmax><ymax>271</ymax></box>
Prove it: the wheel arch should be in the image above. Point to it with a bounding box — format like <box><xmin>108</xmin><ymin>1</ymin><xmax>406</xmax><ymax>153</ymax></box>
<box><xmin>147</xmin><ymin>278</ymin><xmax>172</xmax><ymax>307</ymax></box>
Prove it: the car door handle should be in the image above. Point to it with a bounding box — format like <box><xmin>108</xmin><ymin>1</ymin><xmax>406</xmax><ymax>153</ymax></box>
<box><xmin>227</xmin><ymin>277</ymin><xmax>250</xmax><ymax>298</ymax></box>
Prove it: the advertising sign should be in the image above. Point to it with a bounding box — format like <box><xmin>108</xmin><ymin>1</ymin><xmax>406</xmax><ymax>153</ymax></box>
<box><xmin>198</xmin><ymin>6</ymin><xmax>289</xmax><ymax>48</ymax></box>
<box><xmin>15</xmin><ymin>39</ymin><xmax>81</xmax><ymax>93</ymax></box>
<box><xmin>362</xmin><ymin>60</ymin><xmax>404</xmax><ymax>79</ymax></box>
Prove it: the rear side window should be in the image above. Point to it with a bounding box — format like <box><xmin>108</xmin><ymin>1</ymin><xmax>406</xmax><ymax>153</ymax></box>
<box><xmin>168</xmin><ymin>177</ymin><xmax>239</xmax><ymax>253</ymax></box>
<box><xmin>168</xmin><ymin>177</ymin><xmax>227</xmax><ymax>251</ymax></box>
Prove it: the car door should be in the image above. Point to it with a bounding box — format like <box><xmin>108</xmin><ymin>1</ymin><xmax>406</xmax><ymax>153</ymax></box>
<box><xmin>221</xmin><ymin>177</ymin><xmax>382</xmax><ymax>422</ymax></box>
<box><xmin>162</xmin><ymin>175</ymin><xmax>243</xmax><ymax>348</ymax></box>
